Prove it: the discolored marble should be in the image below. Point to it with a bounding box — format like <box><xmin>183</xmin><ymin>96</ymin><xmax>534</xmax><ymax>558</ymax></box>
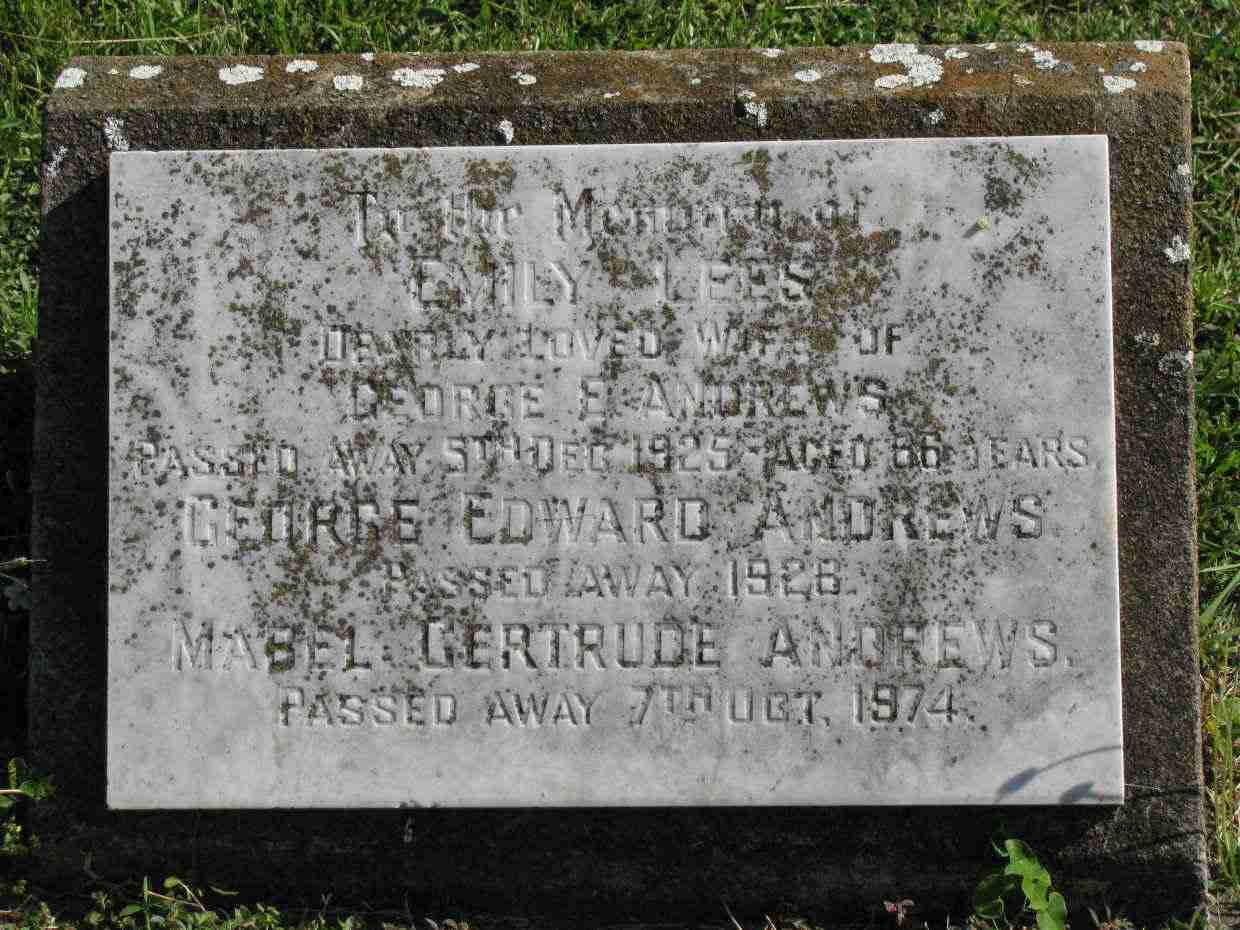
<box><xmin>106</xmin><ymin>137</ymin><xmax>1120</xmax><ymax>808</ymax></box>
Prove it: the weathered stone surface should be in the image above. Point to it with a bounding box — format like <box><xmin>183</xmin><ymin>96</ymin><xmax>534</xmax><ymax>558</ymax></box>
<box><xmin>35</xmin><ymin>43</ymin><xmax>1201</xmax><ymax>922</ymax></box>
<box><xmin>107</xmin><ymin>138</ymin><xmax>1120</xmax><ymax>808</ymax></box>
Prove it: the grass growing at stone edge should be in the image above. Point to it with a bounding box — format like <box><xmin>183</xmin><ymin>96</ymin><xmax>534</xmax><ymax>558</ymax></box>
<box><xmin>1200</xmin><ymin>561</ymin><xmax>1240</xmax><ymax>891</ymax></box>
<box><xmin>0</xmin><ymin>82</ymin><xmax>37</xmax><ymax>366</ymax></box>
<box><xmin>0</xmin><ymin>0</ymin><xmax>1238</xmax><ymax>907</ymax></box>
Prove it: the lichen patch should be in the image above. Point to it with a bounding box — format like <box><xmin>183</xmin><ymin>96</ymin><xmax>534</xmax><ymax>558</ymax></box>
<box><xmin>128</xmin><ymin>64</ymin><xmax>163</xmax><ymax>80</ymax></box>
<box><xmin>512</xmin><ymin>71</ymin><xmax>537</xmax><ymax>85</ymax></box>
<box><xmin>794</xmin><ymin>69</ymin><xmax>822</xmax><ymax>83</ymax></box>
<box><xmin>453</xmin><ymin>62</ymin><xmax>480</xmax><ymax>74</ymax></box>
<box><xmin>285</xmin><ymin>59</ymin><xmax>319</xmax><ymax>74</ymax></box>
<box><xmin>758</xmin><ymin>48</ymin><xmax>783</xmax><ymax>58</ymax></box>
<box><xmin>1164</xmin><ymin>236</ymin><xmax>1190</xmax><ymax>264</ymax></box>
<box><xmin>103</xmin><ymin>116</ymin><xmax>129</xmax><ymax>151</ymax></box>
<box><xmin>875</xmin><ymin>73</ymin><xmax>910</xmax><ymax>90</ymax></box>
<box><xmin>1158</xmin><ymin>350</ymin><xmax>1193</xmax><ymax>374</ymax></box>
<box><xmin>391</xmin><ymin>67</ymin><xmax>446</xmax><ymax>89</ymax></box>
<box><xmin>944</xmin><ymin>47</ymin><xmax>969</xmax><ymax>60</ymax></box>
<box><xmin>45</xmin><ymin>144</ymin><xmax>67</xmax><ymax>179</ymax></box>
<box><xmin>743</xmin><ymin>100</ymin><xmax>768</xmax><ymax>126</ymax></box>
<box><xmin>55</xmin><ymin>66</ymin><xmax>86</xmax><ymax>89</ymax></box>
<box><xmin>1016</xmin><ymin>43</ymin><xmax>1060</xmax><ymax>71</ymax></box>
<box><xmin>1102</xmin><ymin>74</ymin><xmax>1136</xmax><ymax>94</ymax></box>
<box><xmin>496</xmin><ymin>118</ymin><xmax>515</xmax><ymax>143</ymax></box>
<box><xmin>869</xmin><ymin>43</ymin><xmax>942</xmax><ymax>88</ymax></box>
<box><xmin>333</xmin><ymin>74</ymin><xmax>364</xmax><ymax>91</ymax></box>
<box><xmin>219</xmin><ymin>64</ymin><xmax>264</xmax><ymax>85</ymax></box>
<box><xmin>735</xmin><ymin>89</ymin><xmax>768</xmax><ymax>126</ymax></box>
<box><xmin>1134</xmin><ymin>39</ymin><xmax>1165</xmax><ymax>53</ymax></box>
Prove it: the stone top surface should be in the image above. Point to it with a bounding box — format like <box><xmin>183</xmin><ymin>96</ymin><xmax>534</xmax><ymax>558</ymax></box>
<box><xmin>49</xmin><ymin>42</ymin><xmax>1187</xmax><ymax>117</ymax></box>
<box><xmin>107</xmin><ymin>135</ymin><xmax>1121</xmax><ymax>809</ymax></box>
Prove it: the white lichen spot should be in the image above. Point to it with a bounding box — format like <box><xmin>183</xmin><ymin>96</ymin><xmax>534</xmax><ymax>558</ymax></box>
<box><xmin>496</xmin><ymin>119</ymin><xmax>515</xmax><ymax>143</ymax></box>
<box><xmin>1134</xmin><ymin>331</ymin><xmax>1162</xmax><ymax>348</ymax></box>
<box><xmin>1158</xmin><ymin>350</ymin><xmax>1194</xmax><ymax>374</ymax></box>
<box><xmin>103</xmin><ymin>117</ymin><xmax>129</xmax><ymax>152</ymax></box>
<box><xmin>794</xmin><ymin>69</ymin><xmax>821</xmax><ymax>83</ymax></box>
<box><xmin>334</xmin><ymin>74</ymin><xmax>364</xmax><ymax>91</ymax></box>
<box><xmin>391</xmin><ymin>67</ymin><xmax>446</xmax><ymax>89</ymax></box>
<box><xmin>965</xmin><ymin>68</ymin><xmax>974</xmax><ymax>75</ymax></box>
<box><xmin>1013</xmin><ymin>75</ymin><xmax>1033</xmax><ymax>86</ymax></box>
<box><xmin>689</xmin><ymin>77</ymin><xmax>702</xmax><ymax>85</ymax></box>
<box><xmin>869</xmin><ymin>42</ymin><xmax>942</xmax><ymax>88</ymax></box>
<box><xmin>867</xmin><ymin>42</ymin><xmax>913</xmax><ymax>63</ymax></box>
<box><xmin>603</xmin><ymin>91</ymin><xmax>620</xmax><ymax>99</ymax></box>
<box><xmin>361</xmin><ymin>52</ymin><xmax>375</xmax><ymax>62</ymax></box>
<box><xmin>128</xmin><ymin>64</ymin><xmax>162</xmax><ymax>80</ymax></box>
<box><xmin>1102</xmin><ymin>74</ymin><xmax>1136</xmax><ymax>94</ymax></box>
<box><xmin>45</xmin><ymin>145</ymin><xmax>67</xmax><ymax>179</ymax></box>
<box><xmin>1164</xmin><ymin>235</ymin><xmax>1190</xmax><ymax>264</ymax></box>
<box><xmin>1129</xmin><ymin>61</ymin><xmax>1147</xmax><ymax>72</ymax></box>
<box><xmin>944</xmin><ymin>47</ymin><xmax>969</xmax><ymax>60</ymax></box>
<box><xmin>974</xmin><ymin>216</ymin><xmax>993</xmax><ymax>231</ymax></box>
<box><xmin>511</xmin><ymin>71</ymin><xmax>537</xmax><ymax>85</ymax></box>
<box><xmin>758</xmin><ymin>48</ymin><xmax>783</xmax><ymax>58</ymax></box>
<box><xmin>735</xmin><ymin>90</ymin><xmax>768</xmax><ymax>126</ymax></box>
<box><xmin>1016</xmin><ymin>43</ymin><xmax>1059</xmax><ymax>69</ymax></box>
<box><xmin>286</xmin><ymin>59</ymin><xmax>319</xmax><ymax>74</ymax></box>
<box><xmin>744</xmin><ymin>100</ymin><xmax>769</xmax><ymax>127</ymax></box>
<box><xmin>1135</xmin><ymin>40</ymin><xmax>1164</xmax><ymax>53</ymax></box>
<box><xmin>453</xmin><ymin>62</ymin><xmax>480</xmax><ymax>73</ymax></box>
<box><xmin>1177</xmin><ymin>162</ymin><xmax>1191</xmax><ymax>178</ymax></box>
<box><xmin>875</xmin><ymin>73</ymin><xmax>910</xmax><ymax>90</ymax></box>
<box><xmin>219</xmin><ymin>64</ymin><xmax>264</xmax><ymax>85</ymax></box>
<box><xmin>55</xmin><ymin>67</ymin><xmax>86</xmax><ymax>90</ymax></box>
<box><xmin>108</xmin><ymin>68</ymin><xmax>119</xmax><ymax>75</ymax></box>
<box><xmin>926</xmin><ymin>108</ymin><xmax>945</xmax><ymax>125</ymax></box>
<box><xmin>982</xmin><ymin>42</ymin><xmax>998</xmax><ymax>50</ymax></box>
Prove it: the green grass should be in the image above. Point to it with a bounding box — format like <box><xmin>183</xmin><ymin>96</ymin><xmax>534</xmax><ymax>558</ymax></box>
<box><xmin>1201</xmin><ymin>561</ymin><xmax>1240</xmax><ymax>892</ymax></box>
<box><xmin>1</xmin><ymin>0</ymin><xmax>1239</xmax><ymax>921</ymax></box>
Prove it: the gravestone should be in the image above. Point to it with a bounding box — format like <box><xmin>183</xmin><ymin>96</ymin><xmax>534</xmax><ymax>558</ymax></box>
<box><xmin>35</xmin><ymin>43</ymin><xmax>1201</xmax><ymax>922</ymax></box>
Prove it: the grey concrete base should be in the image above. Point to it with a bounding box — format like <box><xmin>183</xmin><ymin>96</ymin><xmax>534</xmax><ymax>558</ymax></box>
<box><xmin>33</xmin><ymin>44</ymin><xmax>1202</xmax><ymax>922</ymax></box>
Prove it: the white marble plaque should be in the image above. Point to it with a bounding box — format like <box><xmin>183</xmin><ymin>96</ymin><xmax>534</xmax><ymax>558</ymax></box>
<box><xmin>107</xmin><ymin>137</ymin><xmax>1121</xmax><ymax>808</ymax></box>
